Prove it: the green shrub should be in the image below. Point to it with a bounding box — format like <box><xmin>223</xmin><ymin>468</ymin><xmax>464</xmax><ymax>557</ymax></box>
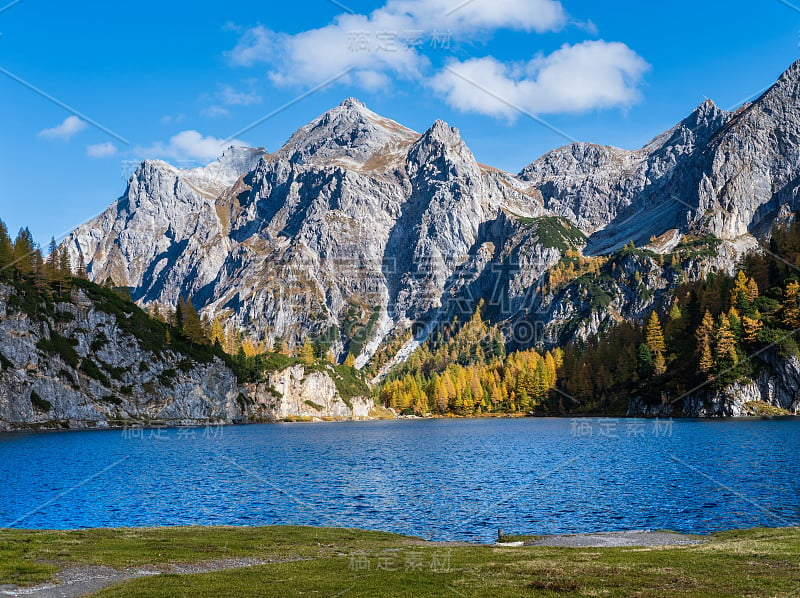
<box><xmin>36</xmin><ymin>333</ymin><xmax>80</xmax><ymax>368</ymax></box>
<box><xmin>30</xmin><ymin>391</ymin><xmax>52</xmax><ymax>412</ymax></box>
<box><xmin>100</xmin><ymin>360</ymin><xmax>128</xmax><ymax>381</ymax></box>
<box><xmin>330</xmin><ymin>365</ymin><xmax>369</xmax><ymax>405</ymax></box>
<box><xmin>90</xmin><ymin>331</ymin><xmax>109</xmax><ymax>352</ymax></box>
<box><xmin>158</xmin><ymin>368</ymin><xmax>178</xmax><ymax>387</ymax></box>
<box><xmin>79</xmin><ymin>359</ymin><xmax>110</xmax><ymax>387</ymax></box>
<box><xmin>532</xmin><ymin>216</ymin><xmax>587</xmax><ymax>251</ymax></box>
<box><xmin>53</xmin><ymin>310</ymin><xmax>75</xmax><ymax>323</ymax></box>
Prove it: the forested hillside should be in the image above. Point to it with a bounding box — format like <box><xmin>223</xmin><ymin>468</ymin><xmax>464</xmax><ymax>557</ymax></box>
<box><xmin>377</xmin><ymin>217</ymin><xmax>800</xmax><ymax>417</ymax></box>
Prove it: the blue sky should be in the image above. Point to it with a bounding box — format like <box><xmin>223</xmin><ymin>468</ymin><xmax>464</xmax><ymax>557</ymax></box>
<box><xmin>1</xmin><ymin>0</ymin><xmax>799</xmax><ymax>242</ymax></box>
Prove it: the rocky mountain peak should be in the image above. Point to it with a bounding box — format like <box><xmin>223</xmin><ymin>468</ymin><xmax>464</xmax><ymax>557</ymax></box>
<box><xmin>686</xmin><ymin>98</ymin><xmax>726</xmax><ymax>125</ymax></box>
<box><xmin>338</xmin><ymin>97</ymin><xmax>369</xmax><ymax>112</ymax></box>
<box><xmin>406</xmin><ymin>119</ymin><xmax>476</xmax><ymax>181</ymax></box>
<box><xmin>776</xmin><ymin>58</ymin><xmax>800</xmax><ymax>88</ymax></box>
<box><xmin>423</xmin><ymin>119</ymin><xmax>462</xmax><ymax>144</ymax></box>
<box><xmin>748</xmin><ymin>59</ymin><xmax>800</xmax><ymax>116</ymax></box>
<box><xmin>277</xmin><ymin>98</ymin><xmax>418</xmax><ymax>166</ymax></box>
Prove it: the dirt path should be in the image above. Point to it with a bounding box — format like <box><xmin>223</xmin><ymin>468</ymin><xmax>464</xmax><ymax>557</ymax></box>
<box><xmin>523</xmin><ymin>530</ymin><xmax>705</xmax><ymax>548</ymax></box>
<box><xmin>0</xmin><ymin>558</ymin><xmax>292</xmax><ymax>598</ymax></box>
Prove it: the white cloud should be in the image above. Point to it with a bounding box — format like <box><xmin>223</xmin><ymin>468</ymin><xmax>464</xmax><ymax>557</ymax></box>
<box><xmin>38</xmin><ymin>116</ymin><xmax>87</xmax><ymax>141</ymax></box>
<box><xmin>218</xmin><ymin>83</ymin><xmax>262</xmax><ymax>106</ymax></box>
<box><xmin>230</xmin><ymin>21</ymin><xmax>425</xmax><ymax>89</ymax></box>
<box><xmin>228</xmin><ymin>25</ymin><xmax>277</xmax><ymax>68</ymax></box>
<box><xmin>136</xmin><ymin>130</ymin><xmax>247</xmax><ymax>162</ymax></box>
<box><xmin>202</xmin><ymin>105</ymin><xmax>231</xmax><ymax>118</ymax></box>
<box><xmin>225</xmin><ymin>1</ymin><xmax>649</xmax><ymax>119</ymax></box>
<box><xmin>226</xmin><ymin>0</ymin><xmax>567</xmax><ymax>88</ymax></box>
<box><xmin>86</xmin><ymin>142</ymin><xmax>117</xmax><ymax>158</ymax></box>
<box><xmin>431</xmin><ymin>41</ymin><xmax>650</xmax><ymax>119</ymax></box>
<box><xmin>161</xmin><ymin>114</ymin><xmax>186</xmax><ymax>125</ymax></box>
<box><xmin>389</xmin><ymin>0</ymin><xmax>567</xmax><ymax>34</ymax></box>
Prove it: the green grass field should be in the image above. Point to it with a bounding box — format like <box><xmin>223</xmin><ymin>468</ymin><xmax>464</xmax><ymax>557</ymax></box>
<box><xmin>1</xmin><ymin>526</ymin><xmax>799</xmax><ymax>596</ymax></box>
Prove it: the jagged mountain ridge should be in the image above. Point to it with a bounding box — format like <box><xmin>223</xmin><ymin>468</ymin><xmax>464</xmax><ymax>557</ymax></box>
<box><xmin>63</xmin><ymin>61</ymin><xmax>800</xmax><ymax>365</ymax></box>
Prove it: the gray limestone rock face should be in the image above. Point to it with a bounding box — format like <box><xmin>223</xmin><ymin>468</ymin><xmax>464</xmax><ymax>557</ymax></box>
<box><xmin>0</xmin><ymin>282</ymin><xmax>372</xmax><ymax>430</ymax></box>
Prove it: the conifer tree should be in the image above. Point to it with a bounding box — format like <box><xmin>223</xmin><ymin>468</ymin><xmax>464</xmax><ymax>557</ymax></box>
<box><xmin>210</xmin><ymin>318</ymin><xmax>225</xmax><ymax>348</ymax></box>
<box><xmin>782</xmin><ymin>281</ymin><xmax>800</xmax><ymax>330</ymax></box>
<box><xmin>46</xmin><ymin>238</ymin><xmax>58</xmax><ymax>280</ymax></box>
<box><xmin>645</xmin><ymin>312</ymin><xmax>667</xmax><ymax>374</ymax></box>
<box><xmin>13</xmin><ymin>228</ymin><xmax>36</xmax><ymax>274</ymax></box>
<box><xmin>76</xmin><ymin>254</ymin><xmax>88</xmax><ymax>280</ymax></box>
<box><xmin>637</xmin><ymin>343</ymin><xmax>654</xmax><ymax>377</ymax></box>
<box><xmin>224</xmin><ymin>327</ymin><xmax>239</xmax><ymax>355</ymax></box>
<box><xmin>732</xmin><ymin>270</ymin><xmax>749</xmax><ymax>305</ymax></box>
<box><xmin>645</xmin><ymin>312</ymin><xmax>666</xmax><ymax>355</ymax></box>
<box><xmin>326</xmin><ymin>347</ymin><xmax>336</xmax><ymax>364</ymax></box>
<box><xmin>742</xmin><ymin>310</ymin><xmax>763</xmax><ymax>344</ymax></box>
<box><xmin>242</xmin><ymin>339</ymin><xmax>261</xmax><ymax>358</ymax></box>
<box><xmin>58</xmin><ymin>246</ymin><xmax>71</xmax><ymax>279</ymax></box>
<box><xmin>432</xmin><ymin>377</ymin><xmax>448</xmax><ymax>413</ymax></box>
<box><xmin>299</xmin><ymin>340</ymin><xmax>315</xmax><ymax>365</ymax></box>
<box><xmin>699</xmin><ymin>339</ymin><xmax>714</xmax><ymax>374</ymax></box>
<box><xmin>0</xmin><ymin>219</ymin><xmax>12</xmax><ymax>267</ymax></box>
<box><xmin>745</xmin><ymin>277</ymin><xmax>760</xmax><ymax>303</ymax></box>
<box><xmin>179</xmin><ymin>297</ymin><xmax>206</xmax><ymax>344</ymax></box>
<box><xmin>715</xmin><ymin>314</ymin><xmax>738</xmax><ymax>366</ymax></box>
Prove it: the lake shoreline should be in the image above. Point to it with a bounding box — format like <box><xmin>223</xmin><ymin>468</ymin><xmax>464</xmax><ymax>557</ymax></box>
<box><xmin>1</xmin><ymin>411</ymin><xmax>798</xmax><ymax>435</ymax></box>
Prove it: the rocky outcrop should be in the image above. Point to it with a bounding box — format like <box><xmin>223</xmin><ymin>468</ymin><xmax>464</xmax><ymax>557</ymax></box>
<box><xmin>629</xmin><ymin>349</ymin><xmax>800</xmax><ymax>417</ymax></box>
<box><xmin>0</xmin><ymin>280</ymin><xmax>372</xmax><ymax>430</ymax></box>
<box><xmin>247</xmin><ymin>364</ymin><xmax>372</xmax><ymax>420</ymax></box>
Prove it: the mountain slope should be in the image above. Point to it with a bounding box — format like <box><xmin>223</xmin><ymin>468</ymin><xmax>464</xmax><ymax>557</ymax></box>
<box><xmin>63</xmin><ymin>60</ymin><xmax>800</xmax><ymax>372</ymax></box>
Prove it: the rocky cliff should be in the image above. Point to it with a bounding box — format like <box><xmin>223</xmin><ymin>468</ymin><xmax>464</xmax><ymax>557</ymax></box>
<box><xmin>0</xmin><ymin>277</ymin><xmax>372</xmax><ymax>430</ymax></box>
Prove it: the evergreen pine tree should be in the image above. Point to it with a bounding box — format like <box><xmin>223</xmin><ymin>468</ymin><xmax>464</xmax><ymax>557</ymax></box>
<box><xmin>46</xmin><ymin>238</ymin><xmax>58</xmax><ymax>281</ymax></box>
<box><xmin>12</xmin><ymin>228</ymin><xmax>36</xmax><ymax>274</ymax></box>
<box><xmin>0</xmin><ymin>219</ymin><xmax>12</xmax><ymax>267</ymax></box>
<box><xmin>180</xmin><ymin>297</ymin><xmax>206</xmax><ymax>344</ymax></box>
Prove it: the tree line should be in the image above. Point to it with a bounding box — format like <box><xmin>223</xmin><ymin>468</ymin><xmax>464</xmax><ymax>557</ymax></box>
<box><xmin>0</xmin><ymin>220</ymin><xmax>82</xmax><ymax>286</ymax></box>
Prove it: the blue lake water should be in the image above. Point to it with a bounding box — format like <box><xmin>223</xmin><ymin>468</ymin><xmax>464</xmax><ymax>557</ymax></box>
<box><xmin>1</xmin><ymin>418</ymin><xmax>799</xmax><ymax>542</ymax></box>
